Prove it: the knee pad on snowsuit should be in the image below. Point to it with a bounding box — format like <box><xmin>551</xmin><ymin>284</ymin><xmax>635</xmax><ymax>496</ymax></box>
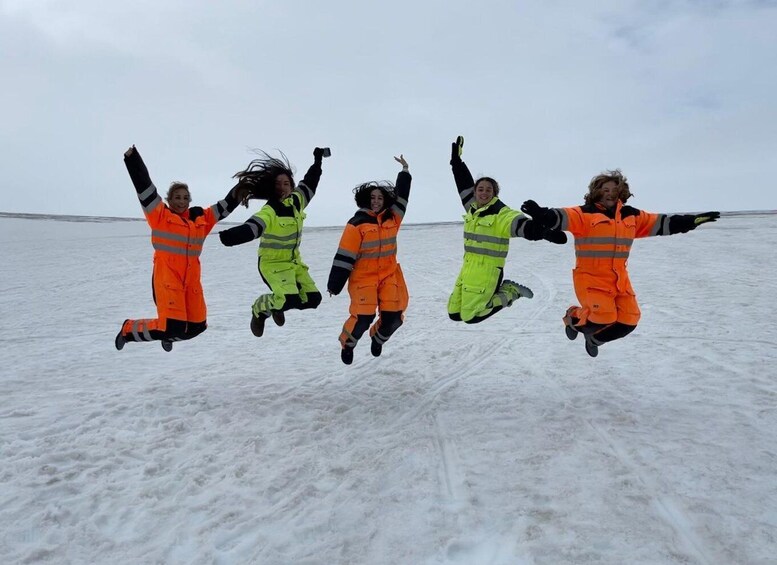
<box><xmin>592</xmin><ymin>322</ymin><xmax>636</xmax><ymax>344</ymax></box>
<box><xmin>301</xmin><ymin>291</ymin><xmax>322</xmax><ymax>310</ymax></box>
<box><xmin>184</xmin><ymin>321</ymin><xmax>207</xmax><ymax>340</ymax></box>
<box><xmin>283</xmin><ymin>292</ymin><xmax>322</xmax><ymax>311</ymax></box>
<box><xmin>377</xmin><ymin>311</ymin><xmax>403</xmax><ymax>336</ymax></box>
<box><xmin>340</xmin><ymin>314</ymin><xmax>376</xmax><ymax>348</ymax></box>
<box><xmin>164</xmin><ymin>319</ymin><xmax>189</xmax><ymax>341</ymax></box>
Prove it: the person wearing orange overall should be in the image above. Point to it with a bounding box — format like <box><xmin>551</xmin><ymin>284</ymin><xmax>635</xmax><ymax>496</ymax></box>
<box><xmin>327</xmin><ymin>155</ymin><xmax>411</xmax><ymax>365</ymax></box>
<box><xmin>115</xmin><ymin>145</ymin><xmax>249</xmax><ymax>352</ymax></box>
<box><xmin>521</xmin><ymin>169</ymin><xmax>720</xmax><ymax>357</ymax></box>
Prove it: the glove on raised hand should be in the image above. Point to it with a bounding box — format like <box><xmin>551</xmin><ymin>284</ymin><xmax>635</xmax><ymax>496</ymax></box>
<box><xmin>450</xmin><ymin>136</ymin><xmax>464</xmax><ymax>163</ymax></box>
<box><xmin>313</xmin><ymin>147</ymin><xmax>326</xmax><ymax>163</ymax></box>
<box><xmin>521</xmin><ymin>199</ymin><xmax>554</xmax><ymax>228</ymax></box>
<box><xmin>232</xmin><ymin>182</ymin><xmax>252</xmax><ymax>206</ymax></box>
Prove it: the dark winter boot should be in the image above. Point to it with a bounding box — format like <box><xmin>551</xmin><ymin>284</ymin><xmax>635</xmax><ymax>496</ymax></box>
<box><xmin>161</xmin><ymin>340</ymin><xmax>173</xmax><ymax>352</ymax></box>
<box><xmin>272</xmin><ymin>310</ymin><xmax>285</xmax><ymax>327</ymax></box>
<box><xmin>370</xmin><ymin>338</ymin><xmax>383</xmax><ymax>358</ymax></box>
<box><xmin>114</xmin><ymin>320</ymin><xmax>128</xmax><ymax>351</ymax></box>
<box><xmin>584</xmin><ymin>334</ymin><xmax>599</xmax><ymax>358</ymax></box>
<box><xmin>250</xmin><ymin>313</ymin><xmax>267</xmax><ymax>337</ymax></box>
<box><xmin>563</xmin><ymin>307</ymin><xmax>579</xmax><ymax>341</ymax></box>
<box><xmin>340</xmin><ymin>347</ymin><xmax>354</xmax><ymax>365</ymax></box>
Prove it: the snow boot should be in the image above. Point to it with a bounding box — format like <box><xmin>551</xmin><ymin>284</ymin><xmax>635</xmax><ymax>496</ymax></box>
<box><xmin>250</xmin><ymin>313</ymin><xmax>267</xmax><ymax>337</ymax></box>
<box><xmin>584</xmin><ymin>334</ymin><xmax>599</xmax><ymax>358</ymax></box>
<box><xmin>114</xmin><ymin>320</ymin><xmax>128</xmax><ymax>351</ymax></box>
<box><xmin>161</xmin><ymin>340</ymin><xmax>173</xmax><ymax>352</ymax></box>
<box><xmin>563</xmin><ymin>307</ymin><xmax>579</xmax><ymax>341</ymax></box>
<box><xmin>370</xmin><ymin>338</ymin><xmax>383</xmax><ymax>358</ymax></box>
<box><xmin>341</xmin><ymin>347</ymin><xmax>354</xmax><ymax>365</ymax></box>
<box><xmin>272</xmin><ymin>310</ymin><xmax>285</xmax><ymax>327</ymax></box>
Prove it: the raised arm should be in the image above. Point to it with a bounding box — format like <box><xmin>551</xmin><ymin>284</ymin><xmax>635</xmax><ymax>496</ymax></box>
<box><xmin>293</xmin><ymin>147</ymin><xmax>327</xmax><ymax>210</ymax></box>
<box><xmin>200</xmin><ymin>181</ymin><xmax>251</xmax><ymax>224</ymax></box>
<box><xmin>391</xmin><ymin>154</ymin><xmax>411</xmax><ymax>221</ymax></box>
<box><xmin>450</xmin><ymin>136</ymin><xmax>476</xmax><ymax>209</ymax></box>
<box><xmin>124</xmin><ymin>145</ymin><xmax>163</xmax><ymax>220</ymax></box>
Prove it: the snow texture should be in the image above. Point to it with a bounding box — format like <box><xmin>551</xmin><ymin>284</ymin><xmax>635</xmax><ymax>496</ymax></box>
<box><xmin>1</xmin><ymin>213</ymin><xmax>776</xmax><ymax>564</ymax></box>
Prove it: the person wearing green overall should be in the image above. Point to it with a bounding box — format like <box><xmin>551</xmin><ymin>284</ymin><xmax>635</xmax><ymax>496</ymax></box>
<box><xmin>447</xmin><ymin>136</ymin><xmax>567</xmax><ymax>324</ymax></box>
<box><xmin>219</xmin><ymin>147</ymin><xmax>329</xmax><ymax>337</ymax></box>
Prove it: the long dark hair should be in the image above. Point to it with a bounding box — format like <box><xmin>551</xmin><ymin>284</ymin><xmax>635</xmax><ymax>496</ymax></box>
<box><xmin>233</xmin><ymin>150</ymin><xmax>295</xmax><ymax>201</ymax></box>
<box><xmin>353</xmin><ymin>181</ymin><xmax>396</xmax><ymax>212</ymax></box>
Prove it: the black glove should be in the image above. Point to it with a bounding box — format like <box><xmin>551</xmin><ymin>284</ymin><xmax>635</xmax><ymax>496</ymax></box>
<box><xmin>451</xmin><ymin>136</ymin><xmax>464</xmax><ymax>163</ymax></box>
<box><xmin>521</xmin><ymin>199</ymin><xmax>553</xmax><ymax>227</ymax></box>
<box><xmin>542</xmin><ymin>229</ymin><xmax>567</xmax><ymax>244</ymax></box>
<box><xmin>693</xmin><ymin>211</ymin><xmax>720</xmax><ymax>226</ymax></box>
<box><xmin>313</xmin><ymin>147</ymin><xmax>327</xmax><ymax>163</ymax></box>
<box><xmin>670</xmin><ymin>211</ymin><xmax>720</xmax><ymax>234</ymax></box>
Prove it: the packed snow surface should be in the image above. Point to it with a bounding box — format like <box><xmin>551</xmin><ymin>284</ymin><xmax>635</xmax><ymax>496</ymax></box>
<box><xmin>1</xmin><ymin>214</ymin><xmax>775</xmax><ymax>564</ymax></box>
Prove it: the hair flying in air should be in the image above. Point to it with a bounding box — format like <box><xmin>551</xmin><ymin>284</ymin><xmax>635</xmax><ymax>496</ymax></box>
<box><xmin>233</xmin><ymin>150</ymin><xmax>296</xmax><ymax>201</ymax></box>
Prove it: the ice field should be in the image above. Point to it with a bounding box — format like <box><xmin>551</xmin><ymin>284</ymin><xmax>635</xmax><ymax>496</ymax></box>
<box><xmin>1</xmin><ymin>213</ymin><xmax>776</xmax><ymax>564</ymax></box>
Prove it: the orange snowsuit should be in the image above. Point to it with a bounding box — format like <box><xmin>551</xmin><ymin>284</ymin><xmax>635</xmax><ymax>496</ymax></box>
<box><xmin>328</xmin><ymin>170</ymin><xmax>411</xmax><ymax>349</ymax></box>
<box><xmin>119</xmin><ymin>148</ymin><xmax>241</xmax><ymax>344</ymax></box>
<box><xmin>554</xmin><ymin>200</ymin><xmax>663</xmax><ymax>326</ymax></box>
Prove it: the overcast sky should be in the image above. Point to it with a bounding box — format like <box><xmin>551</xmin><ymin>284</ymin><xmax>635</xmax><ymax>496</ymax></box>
<box><xmin>1</xmin><ymin>0</ymin><xmax>775</xmax><ymax>226</ymax></box>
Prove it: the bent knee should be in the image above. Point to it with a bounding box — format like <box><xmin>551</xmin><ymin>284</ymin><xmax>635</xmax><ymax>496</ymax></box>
<box><xmin>186</xmin><ymin>321</ymin><xmax>207</xmax><ymax>339</ymax></box>
<box><xmin>306</xmin><ymin>292</ymin><xmax>322</xmax><ymax>309</ymax></box>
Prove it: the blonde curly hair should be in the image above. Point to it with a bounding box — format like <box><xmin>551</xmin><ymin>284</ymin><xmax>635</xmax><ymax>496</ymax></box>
<box><xmin>166</xmin><ymin>182</ymin><xmax>190</xmax><ymax>202</ymax></box>
<box><xmin>584</xmin><ymin>169</ymin><xmax>633</xmax><ymax>205</ymax></box>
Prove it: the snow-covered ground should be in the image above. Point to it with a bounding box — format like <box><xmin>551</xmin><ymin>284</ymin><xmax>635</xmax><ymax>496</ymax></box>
<box><xmin>1</xmin><ymin>213</ymin><xmax>776</xmax><ymax>565</ymax></box>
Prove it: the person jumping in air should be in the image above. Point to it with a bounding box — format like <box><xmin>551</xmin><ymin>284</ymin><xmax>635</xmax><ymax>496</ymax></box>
<box><xmin>521</xmin><ymin>169</ymin><xmax>720</xmax><ymax>357</ymax></box>
<box><xmin>219</xmin><ymin>147</ymin><xmax>329</xmax><ymax>337</ymax></box>
<box><xmin>448</xmin><ymin>136</ymin><xmax>567</xmax><ymax>324</ymax></box>
<box><xmin>327</xmin><ymin>155</ymin><xmax>412</xmax><ymax>365</ymax></box>
<box><xmin>115</xmin><ymin>145</ymin><xmax>249</xmax><ymax>352</ymax></box>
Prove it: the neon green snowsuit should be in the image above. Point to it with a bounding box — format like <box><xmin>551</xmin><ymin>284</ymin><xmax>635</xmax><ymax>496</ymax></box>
<box><xmin>219</xmin><ymin>161</ymin><xmax>322</xmax><ymax>316</ymax></box>
<box><xmin>447</xmin><ymin>159</ymin><xmax>545</xmax><ymax>323</ymax></box>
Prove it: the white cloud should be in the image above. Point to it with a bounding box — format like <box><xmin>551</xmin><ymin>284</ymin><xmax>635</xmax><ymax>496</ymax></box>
<box><xmin>1</xmin><ymin>0</ymin><xmax>775</xmax><ymax>222</ymax></box>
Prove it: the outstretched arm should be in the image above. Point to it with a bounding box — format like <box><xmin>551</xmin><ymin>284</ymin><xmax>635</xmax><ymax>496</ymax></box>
<box><xmin>517</xmin><ymin>199</ymin><xmax>568</xmax><ymax>243</ymax></box>
<box><xmin>502</xmin><ymin>209</ymin><xmax>567</xmax><ymax>244</ymax></box>
<box><xmin>391</xmin><ymin>154</ymin><xmax>411</xmax><ymax>221</ymax></box>
<box><xmin>521</xmin><ymin>200</ymin><xmax>563</xmax><ymax>230</ymax></box>
<box><xmin>645</xmin><ymin>211</ymin><xmax>721</xmax><ymax>236</ymax></box>
<box><xmin>450</xmin><ymin>136</ymin><xmax>476</xmax><ymax>209</ymax></box>
<box><xmin>218</xmin><ymin>209</ymin><xmax>267</xmax><ymax>247</ymax></box>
